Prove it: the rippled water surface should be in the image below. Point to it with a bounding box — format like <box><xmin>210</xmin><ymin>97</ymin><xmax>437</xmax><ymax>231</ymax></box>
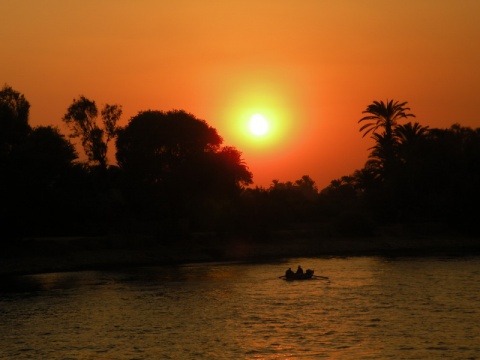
<box><xmin>1</xmin><ymin>256</ymin><xmax>479</xmax><ymax>359</ymax></box>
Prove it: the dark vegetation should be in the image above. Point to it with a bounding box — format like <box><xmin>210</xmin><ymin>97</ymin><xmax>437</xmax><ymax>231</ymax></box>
<box><xmin>1</xmin><ymin>86</ymin><xmax>479</xmax><ymax>258</ymax></box>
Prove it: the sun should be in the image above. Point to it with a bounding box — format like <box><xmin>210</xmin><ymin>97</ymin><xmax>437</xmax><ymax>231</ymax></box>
<box><xmin>248</xmin><ymin>114</ymin><xmax>269</xmax><ymax>136</ymax></box>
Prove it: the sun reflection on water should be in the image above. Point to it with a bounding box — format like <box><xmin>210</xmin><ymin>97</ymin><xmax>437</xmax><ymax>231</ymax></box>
<box><xmin>1</xmin><ymin>257</ymin><xmax>479</xmax><ymax>359</ymax></box>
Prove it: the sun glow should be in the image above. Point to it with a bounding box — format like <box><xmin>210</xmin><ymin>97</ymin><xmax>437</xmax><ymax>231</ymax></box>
<box><xmin>213</xmin><ymin>72</ymin><xmax>304</xmax><ymax>155</ymax></box>
<box><xmin>222</xmin><ymin>98</ymin><xmax>294</xmax><ymax>153</ymax></box>
<box><xmin>248</xmin><ymin>114</ymin><xmax>269</xmax><ymax>136</ymax></box>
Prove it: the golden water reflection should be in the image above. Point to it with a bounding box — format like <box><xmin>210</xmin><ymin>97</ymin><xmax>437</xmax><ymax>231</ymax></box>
<box><xmin>1</xmin><ymin>257</ymin><xmax>479</xmax><ymax>359</ymax></box>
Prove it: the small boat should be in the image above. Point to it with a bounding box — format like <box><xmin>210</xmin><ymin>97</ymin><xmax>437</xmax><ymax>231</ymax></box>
<box><xmin>283</xmin><ymin>269</ymin><xmax>315</xmax><ymax>281</ymax></box>
<box><xmin>280</xmin><ymin>269</ymin><xmax>329</xmax><ymax>281</ymax></box>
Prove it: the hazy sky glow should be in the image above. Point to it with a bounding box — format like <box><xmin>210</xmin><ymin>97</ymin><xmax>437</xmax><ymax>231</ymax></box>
<box><xmin>2</xmin><ymin>0</ymin><xmax>480</xmax><ymax>188</ymax></box>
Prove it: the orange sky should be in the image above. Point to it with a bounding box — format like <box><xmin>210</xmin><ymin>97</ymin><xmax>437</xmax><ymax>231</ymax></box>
<box><xmin>2</xmin><ymin>1</ymin><xmax>480</xmax><ymax>189</ymax></box>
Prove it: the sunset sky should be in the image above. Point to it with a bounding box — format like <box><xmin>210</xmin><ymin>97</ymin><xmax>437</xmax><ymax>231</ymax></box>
<box><xmin>2</xmin><ymin>0</ymin><xmax>480</xmax><ymax>189</ymax></box>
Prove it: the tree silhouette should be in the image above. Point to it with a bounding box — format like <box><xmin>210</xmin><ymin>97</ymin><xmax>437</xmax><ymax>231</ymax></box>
<box><xmin>116</xmin><ymin>110</ymin><xmax>223</xmax><ymax>185</ymax></box>
<box><xmin>3</xmin><ymin>125</ymin><xmax>79</xmax><ymax>237</ymax></box>
<box><xmin>202</xmin><ymin>146</ymin><xmax>253</xmax><ymax>195</ymax></box>
<box><xmin>265</xmin><ymin>176</ymin><xmax>318</xmax><ymax>224</ymax></box>
<box><xmin>420</xmin><ymin>124</ymin><xmax>480</xmax><ymax>226</ymax></box>
<box><xmin>395</xmin><ymin>122</ymin><xmax>430</xmax><ymax>179</ymax></box>
<box><xmin>12</xmin><ymin>126</ymin><xmax>78</xmax><ymax>179</ymax></box>
<box><xmin>0</xmin><ymin>85</ymin><xmax>31</xmax><ymax>160</ymax></box>
<box><xmin>395</xmin><ymin>122</ymin><xmax>429</xmax><ymax>144</ymax></box>
<box><xmin>116</xmin><ymin>109</ymin><xmax>252</xmax><ymax>231</ymax></box>
<box><xmin>357</xmin><ymin>100</ymin><xmax>416</xmax><ymax>221</ymax></box>
<box><xmin>359</xmin><ymin>100</ymin><xmax>415</xmax><ymax>180</ymax></box>
<box><xmin>62</xmin><ymin>96</ymin><xmax>122</xmax><ymax>169</ymax></box>
<box><xmin>359</xmin><ymin>100</ymin><xmax>415</xmax><ymax>137</ymax></box>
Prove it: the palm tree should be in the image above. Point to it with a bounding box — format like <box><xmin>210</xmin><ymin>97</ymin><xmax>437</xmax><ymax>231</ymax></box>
<box><xmin>358</xmin><ymin>100</ymin><xmax>415</xmax><ymax>179</ymax></box>
<box><xmin>359</xmin><ymin>100</ymin><xmax>415</xmax><ymax>138</ymax></box>
<box><xmin>367</xmin><ymin>132</ymin><xmax>389</xmax><ymax>170</ymax></box>
<box><xmin>395</xmin><ymin>122</ymin><xmax>429</xmax><ymax>165</ymax></box>
<box><xmin>395</xmin><ymin>122</ymin><xmax>429</xmax><ymax>145</ymax></box>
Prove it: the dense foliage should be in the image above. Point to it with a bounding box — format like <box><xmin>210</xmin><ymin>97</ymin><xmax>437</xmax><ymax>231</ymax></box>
<box><xmin>115</xmin><ymin>110</ymin><xmax>252</xmax><ymax>234</ymax></box>
<box><xmin>1</xmin><ymin>87</ymin><xmax>479</xmax><ymax>241</ymax></box>
<box><xmin>62</xmin><ymin>96</ymin><xmax>122</xmax><ymax>169</ymax></box>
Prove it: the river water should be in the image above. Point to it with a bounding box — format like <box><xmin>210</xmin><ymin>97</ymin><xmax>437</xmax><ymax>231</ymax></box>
<box><xmin>1</xmin><ymin>256</ymin><xmax>479</xmax><ymax>359</ymax></box>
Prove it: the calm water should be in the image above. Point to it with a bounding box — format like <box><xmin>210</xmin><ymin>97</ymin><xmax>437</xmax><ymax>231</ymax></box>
<box><xmin>1</xmin><ymin>256</ymin><xmax>479</xmax><ymax>359</ymax></box>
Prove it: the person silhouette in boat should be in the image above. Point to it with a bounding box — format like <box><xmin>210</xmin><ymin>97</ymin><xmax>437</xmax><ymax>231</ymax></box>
<box><xmin>296</xmin><ymin>265</ymin><xmax>304</xmax><ymax>275</ymax></box>
<box><xmin>285</xmin><ymin>267</ymin><xmax>294</xmax><ymax>278</ymax></box>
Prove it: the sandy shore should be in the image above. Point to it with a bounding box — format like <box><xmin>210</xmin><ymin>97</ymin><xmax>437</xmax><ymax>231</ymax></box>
<box><xmin>1</xmin><ymin>235</ymin><xmax>479</xmax><ymax>276</ymax></box>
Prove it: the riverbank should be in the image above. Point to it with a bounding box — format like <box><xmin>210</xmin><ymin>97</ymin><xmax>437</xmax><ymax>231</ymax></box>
<box><xmin>1</xmin><ymin>234</ymin><xmax>479</xmax><ymax>276</ymax></box>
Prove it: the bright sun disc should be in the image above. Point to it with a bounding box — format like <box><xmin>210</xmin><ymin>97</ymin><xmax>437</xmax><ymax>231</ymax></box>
<box><xmin>248</xmin><ymin>114</ymin><xmax>269</xmax><ymax>136</ymax></box>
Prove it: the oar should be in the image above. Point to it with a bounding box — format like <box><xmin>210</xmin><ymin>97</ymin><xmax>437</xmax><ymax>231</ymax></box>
<box><xmin>312</xmin><ymin>275</ymin><xmax>329</xmax><ymax>280</ymax></box>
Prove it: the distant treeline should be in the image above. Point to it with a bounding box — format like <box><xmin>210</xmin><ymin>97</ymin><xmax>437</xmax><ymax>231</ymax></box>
<box><xmin>1</xmin><ymin>87</ymin><xmax>479</xmax><ymax>241</ymax></box>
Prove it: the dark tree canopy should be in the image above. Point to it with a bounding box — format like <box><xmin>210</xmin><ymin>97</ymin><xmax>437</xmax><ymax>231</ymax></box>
<box><xmin>358</xmin><ymin>100</ymin><xmax>416</xmax><ymax>189</ymax></box>
<box><xmin>11</xmin><ymin>126</ymin><xmax>78</xmax><ymax>178</ymax></box>
<box><xmin>115</xmin><ymin>109</ymin><xmax>252</xmax><ymax>227</ymax></box>
<box><xmin>3</xmin><ymin>87</ymin><xmax>480</xmax><ymax>239</ymax></box>
<box><xmin>2</xmin><ymin>125</ymin><xmax>80</xmax><ymax>238</ymax></box>
<box><xmin>116</xmin><ymin>109</ymin><xmax>224</xmax><ymax>184</ymax></box>
<box><xmin>359</xmin><ymin>100</ymin><xmax>415</xmax><ymax>138</ymax></box>
<box><xmin>63</xmin><ymin>96</ymin><xmax>122</xmax><ymax>169</ymax></box>
<box><xmin>0</xmin><ymin>85</ymin><xmax>31</xmax><ymax>158</ymax></box>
